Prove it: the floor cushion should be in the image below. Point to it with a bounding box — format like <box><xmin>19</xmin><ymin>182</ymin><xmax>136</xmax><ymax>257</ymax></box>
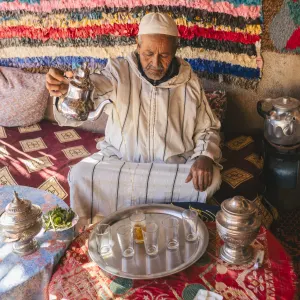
<box><xmin>0</xmin><ymin>120</ymin><xmax>103</xmax><ymax>205</ymax></box>
<box><xmin>0</xmin><ymin>88</ymin><xmax>227</xmax><ymax>206</ymax></box>
<box><xmin>0</xmin><ymin>67</ymin><xmax>49</xmax><ymax>127</ymax></box>
<box><xmin>1</xmin><ymin>121</ymin><xmax>297</xmax><ymax>288</ymax></box>
<box><xmin>0</xmin><ymin>121</ymin><xmax>275</xmax><ymax>228</ymax></box>
<box><xmin>209</xmin><ymin>134</ymin><xmax>278</xmax><ymax>228</ymax></box>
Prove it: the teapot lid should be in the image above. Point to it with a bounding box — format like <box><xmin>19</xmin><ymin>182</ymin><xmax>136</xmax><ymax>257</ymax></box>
<box><xmin>5</xmin><ymin>191</ymin><xmax>31</xmax><ymax>215</ymax></box>
<box><xmin>73</xmin><ymin>63</ymin><xmax>89</xmax><ymax>81</ymax></box>
<box><xmin>273</xmin><ymin>97</ymin><xmax>299</xmax><ymax>111</ymax></box>
<box><xmin>0</xmin><ymin>191</ymin><xmax>41</xmax><ymax>230</ymax></box>
<box><xmin>221</xmin><ymin>196</ymin><xmax>256</xmax><ymax>217</ymax></box>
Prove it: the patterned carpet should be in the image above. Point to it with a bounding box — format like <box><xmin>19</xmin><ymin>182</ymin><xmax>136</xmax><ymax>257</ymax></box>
<box><xmin>1</xmin><ymin>119</ymin><xmax>299</xmax><ymax>295</ymax></box>
<box><xmin>271</xmin><ymin>209</ymin><xmax>300</xmax><ymax>297</ymax></box>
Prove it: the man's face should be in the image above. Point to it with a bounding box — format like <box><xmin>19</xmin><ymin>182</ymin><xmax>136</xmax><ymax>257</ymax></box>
<box><xmin>137</xmin><ymin>34</ymin><xmax>177</xmax><ymax>81</ymax></box>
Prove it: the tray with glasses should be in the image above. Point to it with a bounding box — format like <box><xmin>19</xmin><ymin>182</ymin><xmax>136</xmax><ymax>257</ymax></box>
<box><xmin>88</xmin><ymin>204</ymin><xmax>209</xmax><ymax>280</ymax></box>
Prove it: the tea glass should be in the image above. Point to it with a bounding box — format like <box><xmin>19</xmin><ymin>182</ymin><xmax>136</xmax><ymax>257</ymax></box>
<box><xmin>117</xmin><ymin>224</ymin><xmax>135</xmax><ymax>258</ymax></box>
<box><xmin>142</xmin><ymin>222</ymin><xmax>159</xmax><ymax>256</ymax></box>
<box><xmin>129</xmin><ymin>210</ymin><xmax>146</xmax><ymax>244</ymax></box>
<box><xmin>95</xmin><ymin>223</ymin><xmax>112</xmax><ymax>257</ymax></box>
<box><xmin>182</xmin><ymin>209</ymin><xmax>198</xmax><ymax>242</ymax></box>
<box><xmin>162</xmin><ymin>217</ymin><xmax>179</xmax><ymax>250</ymax></box>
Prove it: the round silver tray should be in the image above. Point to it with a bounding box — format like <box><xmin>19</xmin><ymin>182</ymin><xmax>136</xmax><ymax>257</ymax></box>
<box><xmin>88</xmin><ymin>204</ymin><xmax>209</xmax><ymax>280</ymax></box>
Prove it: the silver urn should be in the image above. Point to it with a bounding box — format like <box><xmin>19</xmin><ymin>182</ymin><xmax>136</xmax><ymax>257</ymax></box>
<box><xmin>0</xmin><ymin>191</ymin><xmax>42</xmax><ymax>256</ymax></box>
<box><xmin>216</xmin><ymin>196</ymin><xmax>261</xmax><ymax>265</ymax></box>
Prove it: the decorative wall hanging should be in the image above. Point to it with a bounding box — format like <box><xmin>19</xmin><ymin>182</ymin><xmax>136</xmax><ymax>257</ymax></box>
<box><xmin>264</xmin><ymin>0</ymin><xmax>300</xmax><ymax>53</ymax></box>
<box><xmin>0</xmin><ymin>0</ymin><xmax>263</xmax><ymax>89</ymax></box>
<box><xmin>261</xmin><ymin>0</ymin><xmax>283</xmax><ymax>52</ymax></box>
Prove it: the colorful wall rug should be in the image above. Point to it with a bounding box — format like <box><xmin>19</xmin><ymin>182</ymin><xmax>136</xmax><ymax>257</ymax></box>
<box><xmin>0</xmin><ymin>0</ymin><xmax>263</xmax><ymax>89</ymax></box>
<box><xmin>261</xmin><ymin>0</ymin><xmax>283</xmax><ymax>52</ymax></box>
<box><xmin>265</xmin><ymin>0</ymin><xmax>300</xmax><ymax>53</ymax></box>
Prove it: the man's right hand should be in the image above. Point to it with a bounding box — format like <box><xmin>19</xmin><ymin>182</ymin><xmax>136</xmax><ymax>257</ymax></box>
<box><xmin>46</xmin><ymin>68</ymin><xmax>73</xmax><ymax>97</ymax></box>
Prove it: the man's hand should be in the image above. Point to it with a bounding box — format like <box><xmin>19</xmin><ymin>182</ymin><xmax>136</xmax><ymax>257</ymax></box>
<box><xmin>185</xmin><ymin>156</ymin><xmax>213</xmax><ymax>192</ymax></box>
<box><xmin>46</xmin><ymin>68</ymin><xmax>73</xmax><ymax>97</ymax></box>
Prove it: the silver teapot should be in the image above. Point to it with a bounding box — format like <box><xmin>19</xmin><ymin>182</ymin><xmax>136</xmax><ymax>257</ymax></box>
<box><xmin>257</xmin><ymin>97</ymin><xmax>300</xmax><ymax>146</ymax></box>
<box><xmin>57</xmin><ymin>64</ymin><xmax>112</xmax><ymax>121</ymax></box>
<box><xmin>216</xmin><ymin>196</ymin><xmax>261</xmax><ymax>265</ymax></box>
<box><xmin>0</xmin><ymin>191</ymin><xmax>42</xmax><ymax>256</ymax></box>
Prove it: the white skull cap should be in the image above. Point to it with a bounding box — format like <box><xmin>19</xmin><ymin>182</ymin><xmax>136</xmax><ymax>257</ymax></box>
<box><xmin>138</xmin><ymin>12</ymin><xmax>178</xmax><ymax>37</ymax></box>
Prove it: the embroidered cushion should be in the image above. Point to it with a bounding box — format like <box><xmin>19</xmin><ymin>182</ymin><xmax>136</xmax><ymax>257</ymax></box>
<box><xmin>0</xmin><ymin>67</ymin><xmax>49</xmax><ymax>127</ymax></box>
<box><xmin>205</xmin><ymin>90</ymin><xmax>227</xmax><ymax>126</ymax></box>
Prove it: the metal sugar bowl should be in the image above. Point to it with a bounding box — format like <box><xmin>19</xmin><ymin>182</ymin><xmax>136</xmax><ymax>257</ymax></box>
<box><xmin>0</xmin><ymin>191</ymin><xmax>42</xmax><ymax>256</ymax></box>
<box><xmin>216</xmin><ymin>196</ymin><xmax>261</xmax><ymax>265</ymax></box>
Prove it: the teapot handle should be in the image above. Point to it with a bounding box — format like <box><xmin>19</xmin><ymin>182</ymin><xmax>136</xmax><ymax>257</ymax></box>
<box><xmin>257</xmin><ymin>98</ymin><xmax>272</xmax><ymax>118</ymax></box>
<box><xmin>283</xmin><ymin>117</ymin><xmax>296</xmax><ymax>136</ymax></box>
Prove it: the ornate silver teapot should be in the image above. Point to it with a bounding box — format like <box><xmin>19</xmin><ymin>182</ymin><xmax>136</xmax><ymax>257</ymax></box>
<box><xmin>56</xmin><ymin>64</ymin><xmax>112</xmax><ymax>121</ymax></box>
<box><xmin>0</xmin><ymin>191</ymin><xmax>42</xmax><ymax>256</ymax></box>
<box><xmin>216</xmin><ymin>196</ymin><xmax>261</xmax><ymax>265</ymax></box>
<box><xmin>257</xmin><ymin>97</ymin><xmax>300</xmax><ymax>146</ymax></box>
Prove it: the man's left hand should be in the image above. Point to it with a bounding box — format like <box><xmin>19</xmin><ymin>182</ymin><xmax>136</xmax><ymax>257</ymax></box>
<box><xmin>185</xmin><ymin>156</ymin><xmax>213</xmax><ymax>192</ymax></box>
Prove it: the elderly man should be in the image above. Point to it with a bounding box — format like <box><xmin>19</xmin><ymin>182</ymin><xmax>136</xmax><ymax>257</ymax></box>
<box><xmin>46</xmin><ymin>13</ymin><xmax>222</xmax><ymax>223</ymax></box>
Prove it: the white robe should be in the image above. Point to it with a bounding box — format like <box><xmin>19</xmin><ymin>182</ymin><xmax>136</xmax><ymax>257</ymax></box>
<box><xmin>54</xmin><ymin>52</ymin><xmax>222</xmax><ymax>222</ymax></box>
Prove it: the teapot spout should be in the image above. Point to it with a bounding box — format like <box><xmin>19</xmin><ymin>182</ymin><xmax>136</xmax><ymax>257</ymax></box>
<box><xmin>87</xmin><ymin>99</ymin><xmax>112</xmax><ymax>121</ymax></box>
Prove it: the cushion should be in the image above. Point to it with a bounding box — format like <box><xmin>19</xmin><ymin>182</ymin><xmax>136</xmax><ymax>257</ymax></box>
<box><xmin>205</xmin><ymin>90</ymin><xmax>227</xmax><ymax>126</ymax></box>
<box><xmin>0</xmin><ymin>120</ymin><xmax>104</xmax><ymax>206</ymax></box>
<box><xmin>207</xmin><ymin>134</ymin><xmax>278</xmax><ymax>228</ymax></box>
<box><xmin>0</xmin><ymin>67</ymin><xmax>49</xmax><ymax>127</ymax></box>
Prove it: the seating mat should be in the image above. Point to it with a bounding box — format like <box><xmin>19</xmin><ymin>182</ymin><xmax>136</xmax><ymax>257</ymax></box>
<box><xmin>0</xmin><ymin>121</ymin><xmax>298</xmax><ymax>288</ymax></box>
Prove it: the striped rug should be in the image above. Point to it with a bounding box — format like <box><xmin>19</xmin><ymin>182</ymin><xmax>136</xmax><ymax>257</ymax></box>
<box><xmin>0</xmin><ymin>0</ymin><xmax>263</xmax><ymax>88</ymax></box>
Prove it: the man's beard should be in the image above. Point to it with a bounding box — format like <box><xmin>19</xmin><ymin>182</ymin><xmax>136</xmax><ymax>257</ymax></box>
<box><xmin>145</xmin><ymin>66</ymin><xmax>165</xmax><ymax>80</ymax></box>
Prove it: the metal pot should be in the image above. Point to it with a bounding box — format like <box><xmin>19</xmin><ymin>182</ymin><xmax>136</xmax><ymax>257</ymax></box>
<box><xmin>257</xmin><ymin>97</ymin><xmax>300</xmax><ymax>146</ymax></box>
<box><xmin>56</xmin><ymin>64</ymin><xmax>112</xmax><ymax>122</ymax></box>
<box><xmin>216</xmin><ymin>196</ymin><xmax>261</xmax><ymax>265</ymax></box>
<box><xmin>0</xmin><ymin>191</ymin><xmax>42</xmax><ymax>256</ymax></box>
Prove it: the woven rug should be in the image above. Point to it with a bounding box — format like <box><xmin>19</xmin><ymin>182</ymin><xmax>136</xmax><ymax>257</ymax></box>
<box><xmin>48</xmin><ymin>223</ymin><xmax>297</xmax><ymax>299</ymax></box>
<box><xmin>261</xmin><ymin>0</ymin><xmax>283</xmax><ymax>52</ymax></box>
<box><xmin>0</xmin><ymin>0</ymin><xmax>263</xmax><ymax>89</ymax></box>
<box><xmin>263</xmin><ymin>0</ymin><xmax>300</xmax><ymax>53</ymax></box>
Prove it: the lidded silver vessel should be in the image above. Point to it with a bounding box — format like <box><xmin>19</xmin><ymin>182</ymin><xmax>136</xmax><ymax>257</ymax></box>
<box><xmin>216</xmin><ymin>196</ymin><xmax>261</xmax><ymax>265</ymax></box>
<box><xmin>0</xmin><ymin>191</ymin><xmax>42</xmax><ymax>256</ymax></box>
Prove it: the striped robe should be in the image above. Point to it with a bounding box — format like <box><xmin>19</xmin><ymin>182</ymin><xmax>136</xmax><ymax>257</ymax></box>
<box><xmin>54</xmin><ymin>51</ymin><xmax>222</xmax><ymax>223</ymax></box>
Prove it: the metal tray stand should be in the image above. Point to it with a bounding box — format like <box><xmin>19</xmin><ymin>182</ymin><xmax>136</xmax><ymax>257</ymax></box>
<box><xmin>88</xmin><ymin>204</ymin><xmax>209</xmax><ymax>280</ymax></box>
